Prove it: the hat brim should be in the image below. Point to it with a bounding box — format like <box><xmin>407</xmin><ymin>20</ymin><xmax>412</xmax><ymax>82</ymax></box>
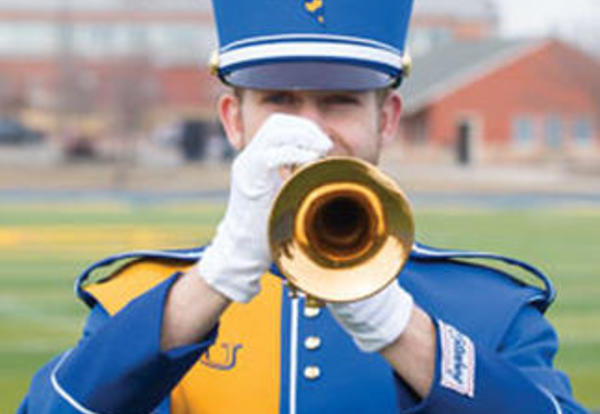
<box><xmin>221</xmin><ymin>61</ymin><xmax>399</xmax><ymax>91</ymax></box>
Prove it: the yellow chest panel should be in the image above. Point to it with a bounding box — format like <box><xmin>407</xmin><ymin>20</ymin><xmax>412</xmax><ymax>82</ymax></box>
<box><xmin>85</xmin><ymin>260</ymin><xmax>283</xmax><ymax>414</ymax></box>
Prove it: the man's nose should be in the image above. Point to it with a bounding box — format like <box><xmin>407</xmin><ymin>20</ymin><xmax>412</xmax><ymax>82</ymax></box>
<box><xmin>296</xmin><ymin>102</ymin><xmax>325</xmax><ymax>128</ymax></box>
<box><xmin>295</xmin><ymin>104</ymin><xmax>339</xmax><ymax>153</ymax></box>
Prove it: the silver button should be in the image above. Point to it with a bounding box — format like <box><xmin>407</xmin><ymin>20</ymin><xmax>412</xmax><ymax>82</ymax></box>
<box><xmin>303</xmin><ymin>366</ymin><xmax>321</xmax><ymax>380</ymax></box>
<box><xmin>303</xmin><ymin>306</ymin><xmax>321</xmax><ymax>318</ymax></box>
<box><xmin>304</xmin><ymin>336</ymin><xmax>322</xmax><ymax>350</ymax></box>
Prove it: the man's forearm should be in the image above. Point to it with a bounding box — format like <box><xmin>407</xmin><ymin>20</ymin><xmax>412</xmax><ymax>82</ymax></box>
<box><xmin>379</xmin><ymin>306</ymin><xmax>436</xmax><ymax>398</ymax></box>
<box><xmin>161</xmin><ymin>268</ymin><xmax>231</xmax><ymax>351</ymax></box>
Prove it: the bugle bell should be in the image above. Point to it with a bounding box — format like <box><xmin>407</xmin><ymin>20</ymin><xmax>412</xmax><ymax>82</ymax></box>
<box><xmin>268</xmin><ymin>156</ymin><xmax>414</xmax><ymax>306</ymax></box>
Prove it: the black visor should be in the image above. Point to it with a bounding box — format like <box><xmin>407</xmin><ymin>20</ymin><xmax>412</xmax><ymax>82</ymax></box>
<box><xmin>222</xmin><ymin>61</ymin><xmax>398</xmax><ymax>91</ymax></box>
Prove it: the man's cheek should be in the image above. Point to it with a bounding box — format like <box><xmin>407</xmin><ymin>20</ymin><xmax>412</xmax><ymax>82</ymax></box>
<box><xmin>323</xmin><ymin>128</ymin><xmax>355</xmax><ymax>157</ymax></box>
<box><xmin>330</xmin><ymin>146</ymin><xmax>351</xmax><ymax>157</ymax></box>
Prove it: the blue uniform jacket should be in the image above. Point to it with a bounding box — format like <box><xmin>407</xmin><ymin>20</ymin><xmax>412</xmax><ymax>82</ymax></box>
<box><xmin>18</xmin><ymin>243</ymin><xmax>588</xmax><ymax>413</ymax></box>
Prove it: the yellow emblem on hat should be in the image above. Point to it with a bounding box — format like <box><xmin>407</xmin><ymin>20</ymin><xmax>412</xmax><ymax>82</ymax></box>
<box><xmin>304</xmin><ymin>0</ymin><xmax>325</xmax><ymax>24</ymax></box>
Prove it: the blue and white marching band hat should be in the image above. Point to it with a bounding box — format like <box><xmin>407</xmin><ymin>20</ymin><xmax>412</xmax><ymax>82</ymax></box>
<box><xmin>209</xmin><ymin>0</ymin><xmax>414</xmax><ymax>90</ymax></box>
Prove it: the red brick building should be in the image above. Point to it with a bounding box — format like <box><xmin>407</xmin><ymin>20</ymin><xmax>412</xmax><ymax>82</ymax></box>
<box><xmin>399</xmin><ymin>38</ymin><xmax>600</xmax><ymax>164</ymax></box>
<box><xmin>0</xmin><ymin>2</ymin><xmax>221</xmax><ymax>137</ymax></box>
<box><xmin>0</xmin><ymin>0</ymin><xmax>501</xmax><ymax>130</ymax></box>
<box><xmin>2</xmin><ymin>2</ymin><xmax>599</xmax><ymax>167</ymax></box>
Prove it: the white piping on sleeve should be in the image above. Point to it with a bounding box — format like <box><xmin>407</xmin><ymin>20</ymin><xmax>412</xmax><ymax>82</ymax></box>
<box><xmin>538</xmin><ymin>386</ymin><xmax>563</xmax><ymax>414</ymax></box>
<box><xmin>412</xmin><ymin>243</ymin><xmax>484</xmax><ymax>257</ymax></box>
<box><xmin>51</xmin><ymin>349</ymin><xmax>103</xmax><ymax>414</ymax></box>
<box><xmin>289</xmin><ymin>298</ymin><xmax>299</xmax><ymax>414</ymax></box>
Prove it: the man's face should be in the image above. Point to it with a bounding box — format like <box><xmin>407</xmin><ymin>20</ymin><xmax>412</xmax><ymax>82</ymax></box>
<box><xmin>219</xmin><ymin>89</ymin><xmax>403</xmax><ymax>165</ymax></box>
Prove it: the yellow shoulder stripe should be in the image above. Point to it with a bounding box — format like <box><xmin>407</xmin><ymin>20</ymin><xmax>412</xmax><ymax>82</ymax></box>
<box><xmin>84</xmin><ymin>259</ymin><xmax>194</xmax><ymax>315</ymax></box>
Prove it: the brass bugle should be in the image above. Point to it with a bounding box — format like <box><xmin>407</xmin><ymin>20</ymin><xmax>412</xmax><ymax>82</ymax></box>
<box><xmin>268</xmin><ymin>156</ymin><xmax>414</xmax><ymax>306</ymax></box>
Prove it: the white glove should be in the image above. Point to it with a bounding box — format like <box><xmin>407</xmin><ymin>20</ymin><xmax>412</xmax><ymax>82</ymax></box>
<box><xmin>197</xmin><ymin>114</ymin><xmax>333</xmax><ymax>303</ymax></box>
<box><xmin>328</xmin><ymin>281</ymin><xmax>414</xmax><ymax>353</ymax></box>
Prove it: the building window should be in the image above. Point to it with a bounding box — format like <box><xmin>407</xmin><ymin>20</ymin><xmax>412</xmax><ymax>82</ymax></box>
<box><xmin>0</xmin><ymin>23</ymin><xmax>57</xmax><ymax>56</ymax></box>
<box><xmin>512</xmin><ymin>116</ymin><xmax>534</xmax><ymax>148</ymax></box>
<box><xmin>573</xmin><ymin>117</ymin><xmax>593</xmax><ymax>147</ymax></box>
<box><xmin>544</xmin><ymin>115</ymin><xmax>563</xmax><ymax>149</ymax></box>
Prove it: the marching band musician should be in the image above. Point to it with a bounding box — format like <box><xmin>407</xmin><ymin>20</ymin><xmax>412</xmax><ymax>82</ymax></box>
<box><xmin>19</xmin><ymin>0</ymin><xmax>587</xmax><ymax>413</ymax></box>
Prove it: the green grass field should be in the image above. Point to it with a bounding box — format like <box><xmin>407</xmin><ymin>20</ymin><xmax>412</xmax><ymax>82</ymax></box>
<box><xmin>1</xmin><ymin>202</ymin><xmax>598</xmax><ymax>412</ymax></box>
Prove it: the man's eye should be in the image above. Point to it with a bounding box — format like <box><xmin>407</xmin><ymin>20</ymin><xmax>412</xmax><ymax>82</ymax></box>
<box><xmin>263</xmin><ymin>93</ymin><xmax>295</xmax><ymax>105</ymax></box>
<box><xmin>323</xmin><ymin>95</ymin><xmax>360</xmax><ymax>105</ymax></box>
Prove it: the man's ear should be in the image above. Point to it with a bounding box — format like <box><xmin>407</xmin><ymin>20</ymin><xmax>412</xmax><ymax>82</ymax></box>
<box><xmin>218</xmin><ymin>92</ymin><xmax>244</xmax><ymax>151</ymax></box>
<box><xmin>379</xmin><ymin>91</ymin><xmax>403</xmax><ymax>146</ymax></box>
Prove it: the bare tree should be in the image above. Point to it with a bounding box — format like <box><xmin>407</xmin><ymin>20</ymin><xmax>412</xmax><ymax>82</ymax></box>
<box><xmin>109</xmin><ymin>54</ymin><xmax>159</xmax><ymax>187</ymax></box>
<box><xmin>0</xmin><ymin>78</ymin><xmax>26</xmax><ymax>118</ymax></box>
<box><xmin>108</xmin><ymin>2</ymin><xmax>160</xmax><ymax>187</ymax></box>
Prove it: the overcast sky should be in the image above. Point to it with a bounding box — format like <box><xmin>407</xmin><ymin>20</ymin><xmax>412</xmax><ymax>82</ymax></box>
<box><xmin>495</xmin><ymin>0</ymin><xmax>600</xmax><ymax>36</ymax></box>
<box><xmin>0</xmin><ymin>0</ymin><xmax>597</xmax><ymax>49</ymax></box>
<box><xmin>0</xmin><ymin>0</ymin><xmax>597</xmax><ymax>35</ymax></box>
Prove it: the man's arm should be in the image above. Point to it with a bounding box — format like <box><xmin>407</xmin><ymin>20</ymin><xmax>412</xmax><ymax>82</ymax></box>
<box><xmin>330</xmin><ymin>278</ymin><xmax>587</xmax><ymax>413</ymax></box>
<box><xmin>380</xmin><ymin>303</ymin><xmax>588</xmax><ymax>413</ymax></box>
<box><xmin>379</xmin><ymin>306</ymin><xmax>436</xmax><ymax>398</ymax></box>
<box><xmin>21</xmin><ymin>273</ymin><xmax>220</xmax><ymax>414</ymax></box>
<box><xmin>161</xmin><ymin>267</ymin><xmax>230</xmax><ymax>351</ymax></box>
<box><xmin>160</xmin><ymin>114</ymin><xmax>332</xmax><ymax>353</ymax></box>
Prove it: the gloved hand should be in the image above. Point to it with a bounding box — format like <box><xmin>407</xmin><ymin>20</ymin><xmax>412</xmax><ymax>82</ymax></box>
<box><xmin>328</xmin><ymin>281</ymin><xmax>414</xmax><ymax>353</ymax></box>
<box><xmin>197</xmin><ymin>114</ymin><xmax>333</xmax><ymax>303</ymax></box>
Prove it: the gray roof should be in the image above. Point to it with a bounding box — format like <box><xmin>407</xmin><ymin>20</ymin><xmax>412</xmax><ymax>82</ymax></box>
<box><xmin>400</xmin><ymin>38</ymin><xmax>543</xmax><ymax>115</ymax></box>
<box><xmin>413</xmin><ymin>0</ymin><xmax>498</xmax><ymax>21</ymax></box>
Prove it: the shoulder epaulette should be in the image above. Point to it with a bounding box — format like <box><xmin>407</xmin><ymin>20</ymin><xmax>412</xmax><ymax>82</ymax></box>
<box><xmin>75</xmin><ymin>243</ymin><xmax>556</xmax><ymax>311</ymax></box>
<box><xmin>75</xmin><ymin>247</ymin><xmax>205</xmax><ymax>308</ymax></box>
<box><xmin>410</xmin><ymin>242</ymin><xmax>556</xmax><ymax>310</ymax></box>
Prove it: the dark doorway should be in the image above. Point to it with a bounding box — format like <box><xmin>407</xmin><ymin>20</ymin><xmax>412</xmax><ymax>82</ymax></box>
<box><xmin>181</xmin><ymin>120</ymin><xmax>209</xmax><ymax>161</ymax></box>
<box><xmin>456</xmin><ymin>121</ymin><xmax>472</xmax><ymax>165</ymax></box>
